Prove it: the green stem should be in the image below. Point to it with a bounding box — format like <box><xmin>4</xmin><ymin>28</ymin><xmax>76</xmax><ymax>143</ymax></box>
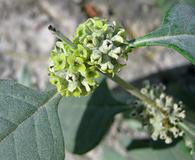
<box><xmin>48</xmin><ymin>25</ymin><xmax>76</xmax><ymax>48</ymax></box>
<box><xmin>128</xmin><ymin>39</ymin><xmax>136</xmax><ymax>48</ymax></box>
<box><xmin>179</xmin><ymin>122</ymin><xmax>195</xmax><ymax>138</ymax></box>
<box><xmin>106</xmin><ymin>73</ymin><xmax>168</xmax><ymax>115</ymax></box>
<box><xmin>128</xmin><ymin>38</ymin><xmax>151</xmax><ymax>49</ymax></box>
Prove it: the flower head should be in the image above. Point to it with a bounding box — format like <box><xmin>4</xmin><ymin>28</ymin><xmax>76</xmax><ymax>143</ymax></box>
<box><xmin>132</xmin><ymin>81</ymin><xmax>186</xmax><ymax>144</ymax></box>
<box><xmin>73</xmin><ymin>17</ymin><xmax>131</xmax><ymax>75</ymax></box>
<box><xmin>48</xmin><ymin>18</ymin><xmax>131</xmax><ymax>96</ymax></box>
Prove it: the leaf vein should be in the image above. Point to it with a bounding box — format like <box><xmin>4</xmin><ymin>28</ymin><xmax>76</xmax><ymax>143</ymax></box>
<box><xmin>0</xmin><ymin>91</ymin><xmax>59</xmax><ymax>143</ymax></box>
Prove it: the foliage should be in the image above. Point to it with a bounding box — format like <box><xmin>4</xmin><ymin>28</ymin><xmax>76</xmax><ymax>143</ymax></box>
<box><xmin>129</xmin><ymin>3</ymin><xmax>195</xmax><ymax>64</ymax></box>
<box><xmin>58</xmin><ymin>79</ymin><xmax>128</xmax><ymax>154</ymax></box>
<box><xmin>0</xmin><ymin>81</ymin><xmax>64</xmax><ymax>160</ymax></box>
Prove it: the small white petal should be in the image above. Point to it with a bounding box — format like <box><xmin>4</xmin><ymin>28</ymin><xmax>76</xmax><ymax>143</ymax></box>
<box><xmin>90</xmin><ymin>50</ymin><xmax>102</xmax><ymax>63</ymax></box>
<box><xmin>99</xmin><ymin>40</ymin><xmax>113</xmax><ymax>53</ymax></box>
<box><xmin>108</xmin><ymin>47</ymin><xmax>122</xmax><ymax>59</ymax></box>
<box><xmin>111</xmin><ymin>35</ymin><xmax>124</xmax><ymax>43</ymax></box>
<box><xmin>165</xmin><ymin>137</ymin><xmax>172</xmax><ymax>144</ymax></box>
<box><xmin>68</xmin><ymin>81</ymin><xmax>78</xmax><ymax>92</ymax></box>
<box><xmin>82</xmin><ymin>79</ymin><xmax>91</xmax><ymax>92</ymax></box>
<box><xmin>100</xmin><ymin>61</ymin><xmax>114</xmax><ymax>71</ymax></box>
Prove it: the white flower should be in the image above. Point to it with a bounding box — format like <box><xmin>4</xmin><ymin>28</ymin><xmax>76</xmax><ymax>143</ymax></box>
<box><xmin>90</xmin><ymin>49</ymin><xmax>102</xmax><ymax>64</ymax></box>
<box><xmin>100</xmin><ymin>61</ymin><xmax>114</xmax><ymax>71</ymax></box>
<box><xmin>68</xmin><ymin>81</ymin><xmax>78</xmax><ymax>92</ymax></box>
<box><xmin>108</xmin><ymin>47</ymin><xmax>122</xmax><ymax>59</ymax></box>
<box><xmin>165</xmin><ymin>137</ymin><xmax>173</xmax><ymax>144</ymax></box>
<box><xmin>99</xmin><ymin>40</ymin><xmax>113</xmax><ymax>53</ymax></box>
<box><xmin>81</xmin><ymin>79</ymin><xmax>91</xmax><ymax>92</ymax></box>
<box><xmin>111</xmin><ymin>35</ymin><xmax>125</xmax><ymax>43</ymax></box>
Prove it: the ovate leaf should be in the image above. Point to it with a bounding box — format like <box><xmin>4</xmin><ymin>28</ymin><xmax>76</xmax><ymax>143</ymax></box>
<box><xmin>58</xmin><ymin>79</ymin><xmax>129</xmax><ymax>154</ymax></box>
<box><xmin>130</xmin><ymin>3</ymin><xmax>195</xmax><ymax>64</ymax></box>
<box><xmin>0</xmin><ymin>80</ymin><xmax>64</xmax><ymax>160</ymax></box>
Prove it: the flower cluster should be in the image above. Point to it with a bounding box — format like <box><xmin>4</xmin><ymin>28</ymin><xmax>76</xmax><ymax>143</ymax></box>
<box><xmin>48</xmin><ymin>42</ymin><xmax>99</xmax><ymax>96</ymax></box>
<box><xmin>48</xmin><ymin>18</ymin><xmax>130</xmax><ymax>96</ymax></box>
<box><xmin>73</xmin><ymin>17</ymin><xmax>131</xmax><ymax>74</ymax></box>
<box><xmin>132</xmin><ymin>81</ymin><xmax>185</xmax><ymax>144</ymax></box>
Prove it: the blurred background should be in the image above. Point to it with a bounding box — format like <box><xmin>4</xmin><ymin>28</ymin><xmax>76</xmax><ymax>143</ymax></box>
<box><xmin>0</xmin><ymin>0</ymin><xmax>191</xmax><ymax>90</ymax></box>
<box><xmin>0</xmin><ymin>0</ymin><xmax>195</xmax><ymax>160</ymax></box>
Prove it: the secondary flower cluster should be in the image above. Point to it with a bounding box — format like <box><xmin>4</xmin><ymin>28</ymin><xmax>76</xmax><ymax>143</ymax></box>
<box><xmin>48</xmin><ymin>17</ymin><xmax>130</xmax><ymax>96</ymax></box>
<box><xmin>133</xmin><ymin>81</ymin><xmax>185</xmax><ymax>144</ymax></box>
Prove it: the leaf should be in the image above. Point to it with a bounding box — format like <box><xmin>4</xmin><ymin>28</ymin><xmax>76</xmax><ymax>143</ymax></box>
<box><xmin>127</xmin><ymin>140</ymin><xmax>193</xmax><ymax>160</ymax></box>
<box><xmin>101</xmin><ymin>146</ymin><xmax>126</xmax><ymax>160</ymax></box>
<box><xmin>129</xmin><ymin>3</ymin><xmax>195</xmax><ymax>64</ymax></box>
<box><xmin>0</xmin><ymin>80</ymin><xmax>64</xmax><ymax>160</ymax></box>
<box><xmin>58</xmin><ymin>79</ymin><xmax>129</xmax><ymax>154</ymax></box>
<box><xmin>155</xmin><ymin>0</ymin><xmax>195</xmax><ymax>14</ymax></box>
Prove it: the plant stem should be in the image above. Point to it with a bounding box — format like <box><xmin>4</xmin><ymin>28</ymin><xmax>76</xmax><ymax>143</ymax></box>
<box><xmin>48</xmin><ymin>25</ymin><xmax>76</xmax><ymax>48</ymax></box>
<box><xmin>106</xmin><ymin>73</ymin><xmax>167</xmax><ymax>115</ymax></box>
<box><xmin>179</xmin><ymin>122</ymin><xmax>195</xmax><ymax>138</ymax></box>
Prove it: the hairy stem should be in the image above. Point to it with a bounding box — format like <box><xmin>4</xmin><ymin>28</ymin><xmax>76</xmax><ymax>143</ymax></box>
<box><xmin>48</xmin><ymin>25</ymin><xmax>76</xmax><ymax>48</ymax></box>
<box><xmin>106</xmin><ymin>73</ymin><xmax>168</xmax><ymax>115</ymax></box>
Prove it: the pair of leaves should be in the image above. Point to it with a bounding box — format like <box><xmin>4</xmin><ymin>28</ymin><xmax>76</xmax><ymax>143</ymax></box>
<box><xmin>0</xmin><ymin>79</ymin><xmax>128</xmax><ymax>159</ymax></box>
<box><xmin>130</xmin><ymin>3</ymin><xmax>195</xmax><ymax>64</ymax></box>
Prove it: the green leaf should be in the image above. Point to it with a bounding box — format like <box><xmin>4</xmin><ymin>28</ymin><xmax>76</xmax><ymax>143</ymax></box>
<box><xmin>155</xmin><ymin>0</ymin><xmax>195</xmax><ymax>15</ymax></box>
<box><xmin>0</xmin><ymin>80</ymin><xmax>64</xmax><ymax>160</ymax></box>
<box><xmin>58</xmin><ymin>79</ymin><xmax>129</xmax><ymax>154</ymax></box>
<box><xmin>101</xmin><ymin>146</ymin><xmax>126</xmax><ymax>160</ymax></box>
<box><xmin>129</xmin><ymin>3</ymin><xmax>195</xmax><ymax>64</ymax></box>
<box><xmin>127</xmin><ymin>140</ymin><xmax>193</xmax><ymax>160</ymax></box>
